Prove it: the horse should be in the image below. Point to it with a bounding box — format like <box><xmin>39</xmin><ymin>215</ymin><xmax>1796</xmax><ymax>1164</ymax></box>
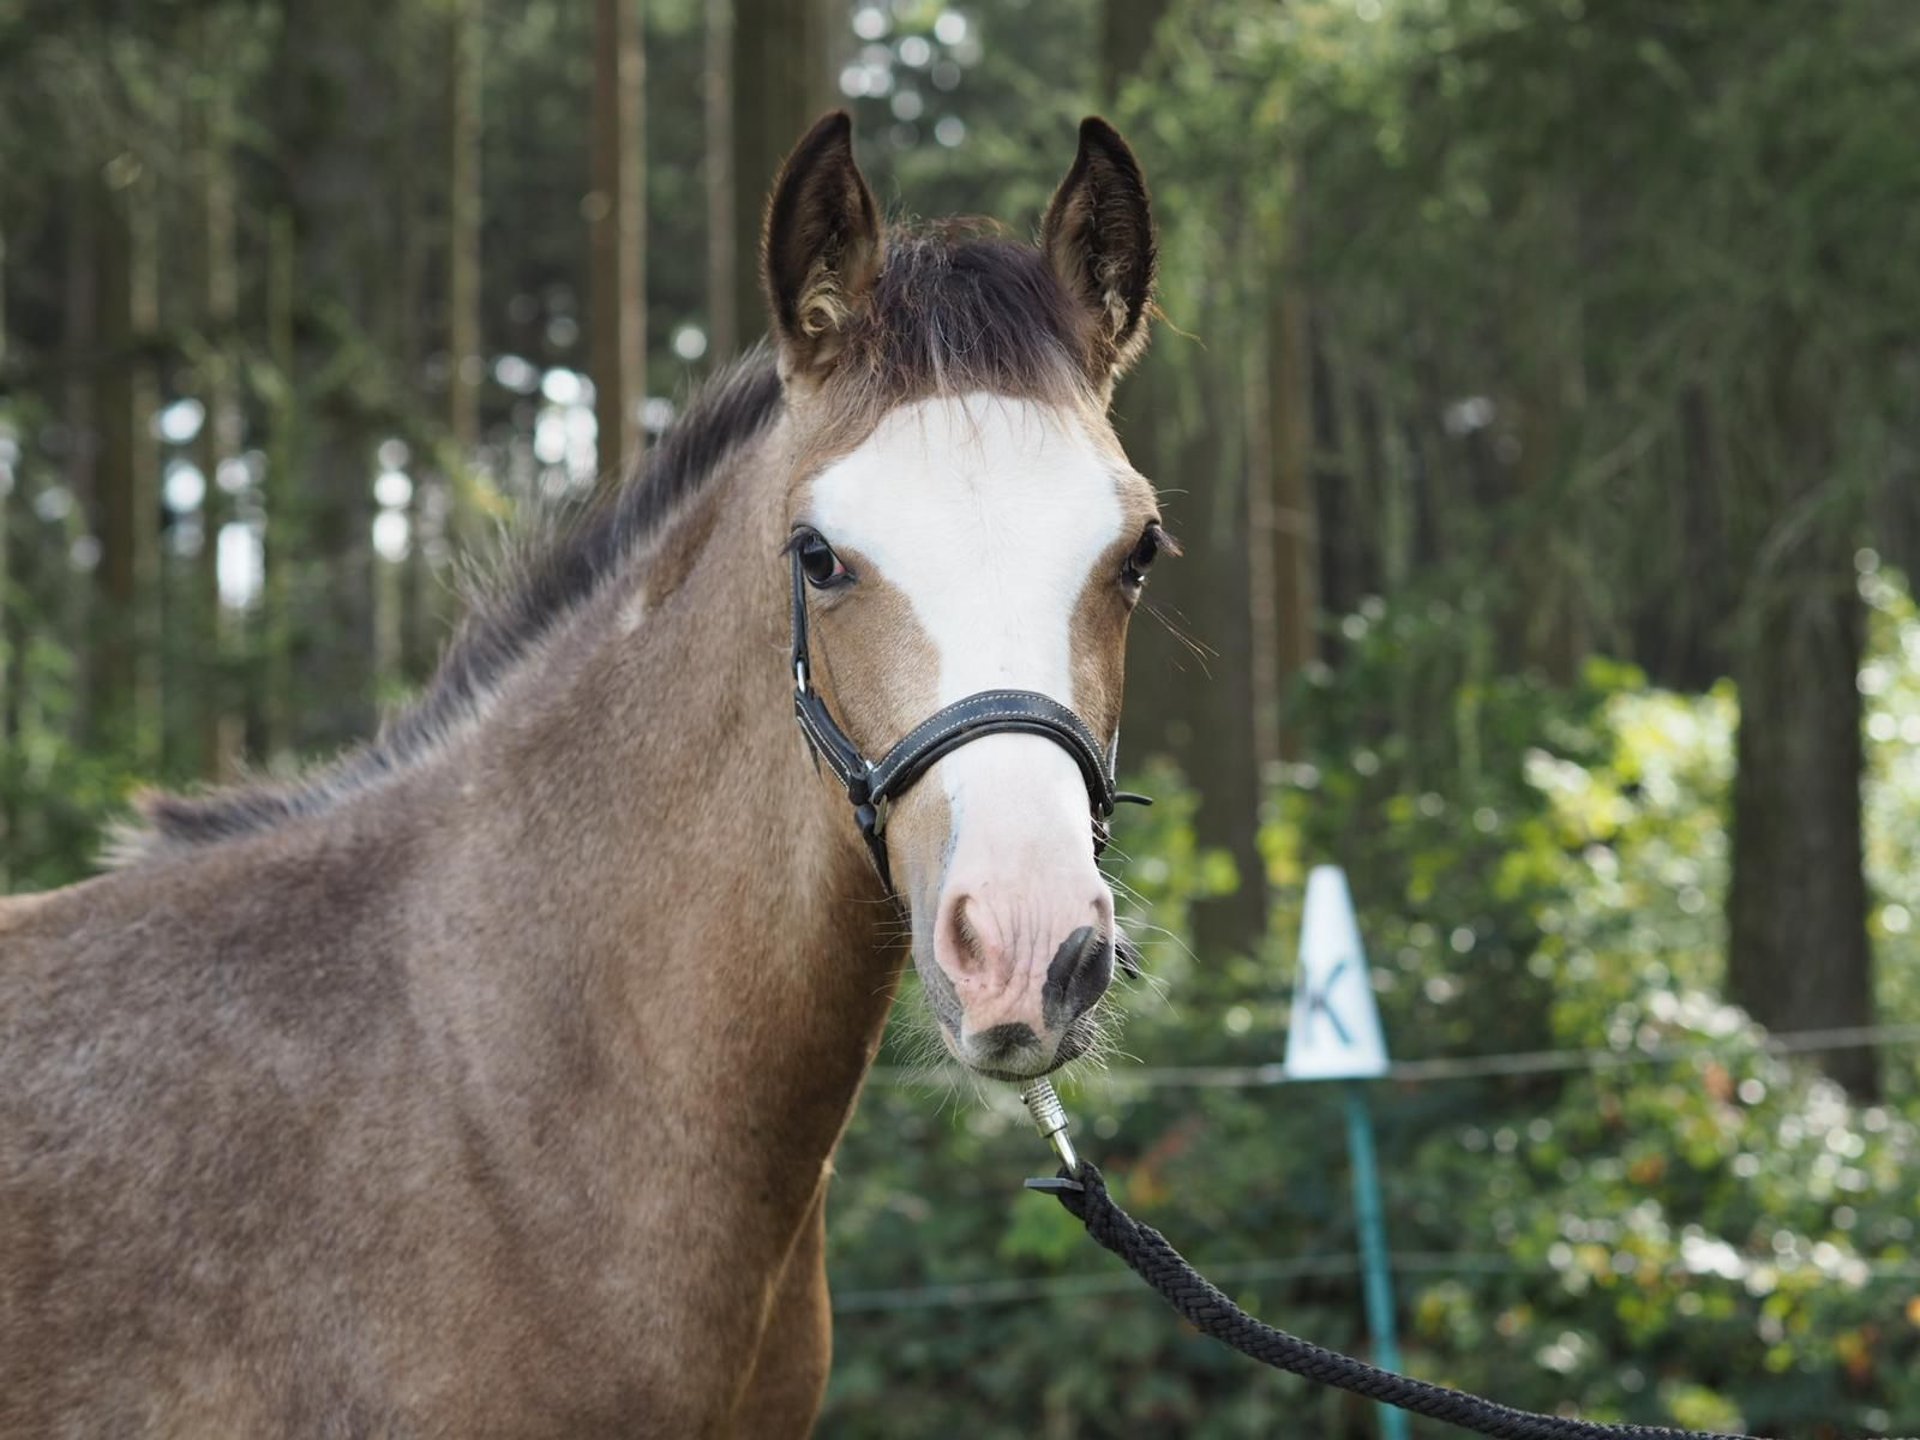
<box><xmin>0</xmin><ymin>111</ymin><xmax>1166</xmax><ymax>1438</ymax></box>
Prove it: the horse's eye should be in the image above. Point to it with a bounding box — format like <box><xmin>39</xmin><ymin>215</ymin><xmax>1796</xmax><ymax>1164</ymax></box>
<box><xmin>1122</xmin><ymin>523</ymin><xmax>1171</xmax><ymax>590</ymax></box>
<box><xmin>797</xmin><ymin>531</ymin><xmax>851</xmax><ymax>589</ymax></box>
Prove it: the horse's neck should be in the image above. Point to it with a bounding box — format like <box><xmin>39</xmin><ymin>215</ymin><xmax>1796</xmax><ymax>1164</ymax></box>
<box><xmin>413</xmin><ymin>427</ymin><xmax>899</xmax><ymax>1246</ymax></box>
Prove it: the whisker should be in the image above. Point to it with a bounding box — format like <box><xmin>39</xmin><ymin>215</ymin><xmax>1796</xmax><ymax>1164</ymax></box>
<box><xmin>1120</xmin><ymin>920</ymin><xmax>1196</xmax><ymax>971</ymax></box>
<box><xmin>1145</xmin><ymin>602</ymin><xmax>1214</xmax><ymax>674</ymax></box>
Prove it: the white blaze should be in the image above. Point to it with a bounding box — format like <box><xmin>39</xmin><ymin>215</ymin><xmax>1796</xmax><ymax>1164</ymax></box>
<box><xmin>809</xmin><ymin>394</ymin><xmax>1124</xmax><ymax>838</ymax></box>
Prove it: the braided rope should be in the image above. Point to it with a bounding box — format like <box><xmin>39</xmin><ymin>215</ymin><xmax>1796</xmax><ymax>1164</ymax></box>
<box><xmin>1048</xmin><ymin>1162</ymin><xmax>1759</xmax><ymax>1440</ymax></box>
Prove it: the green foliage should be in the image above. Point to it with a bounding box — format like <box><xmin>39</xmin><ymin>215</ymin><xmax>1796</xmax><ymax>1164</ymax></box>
<box><xmin>0</xmin><ymin>626</ymin><xmax>140</xmax><ymax>892</ymax></box>
<box><xmin>1862</xmin><ymin>556</ymin><xmax>1920</xmax><ymax>1045</ymax></box>
<box><xmin>0</xmin><ymin>396</ymin><xmax>144</xmax><ymax>890</ymax></box>
<box><xmin>1265</xmin><ymin>586</ymin><xmax>1628</xmax><ymax>1063</ymax></box>
<box><xmin>1384</xmin><ymin>651</ymin><xmax>1920</xmax><ymax>1435</ymax></box>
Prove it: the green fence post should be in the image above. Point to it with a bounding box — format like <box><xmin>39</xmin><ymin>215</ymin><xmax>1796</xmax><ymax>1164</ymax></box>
<box><xmin>1344</xmin><ymin>1080</ymin><xmax>1409</xmax><ymax>1440</ymax></box>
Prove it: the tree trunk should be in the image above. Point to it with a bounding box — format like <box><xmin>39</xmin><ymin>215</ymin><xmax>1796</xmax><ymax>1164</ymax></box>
<box><xmin>1116</xmin><ymin>329</ymin><xmax>1265</xmax><ymax>960</ymax></box>
<box><xmin>1267</xmin><ymin>175</ymin><xmax>1318</xmax><ymax>763</ymax></box>
<box><xmin>1102</xmin><ymin>0</ymin><xmax>1184</xmax><ymax>791</ymax></box>
<box><xmin>1112</xmin><ymin>349</ymin><xmax>1181</xmax><ymax>757</ymax></box>
<box><xmin>390</xmin><ymin>63</ymin><xmax>425</xmax><ymax>690</ymax></box>
<box><xmin>1099</xmin><ymin>0</ymin><xmax>1173</xmax><ymax>104</ymax></box>
<box><xmin>447</xmin><ymin>0</ymin><xmax>484</xmax><ymax>534</ymax></box>
<box><xmin>261</xmin><ymin>207</ymin><xmax>297</xmax><ymax>762</ymax></box>
<box><xmin>1728</xmin><ymin>573</ymin><xmax>1874</xmax><ymax>1096</ymax></box>
<box><xmin>63</xmin><ymin>183</ymin><xmax>100</xmax><ymax>745</ymax></box>
<box><xmin>1187</xmin><ymin>337</ymin><xmax>1268</xmax><ymax>960</ymax></box>
<box><xmin>196</xmin><ymin>87</ymin><xmax>242</xmax><ymax>779</ymax></box>
<box><xmin>272</xmin><ymin>0</ymin><xmax>393</xmax><ymax>750</ymax></box>
<box><xmin>704</xmin><ymin>0</ymin><xmax>736</xmax><ymax>360</ymax></box>
<box><xmin>1629</xmin><ymin>385</ymin><xmax>1743</xmax><ymax>692</ymax></box>
<box><xmin>91</xmin><ymin>170</ymin><xmax>161</xmax><ymax>765</ymax></box>
<box><xmin>1243</xmin><ymin>287</ymin><xmax>1282</xmax><ymax>786</ymax></box>
<box><xmin>0</xmin><ymin>217</ymin><xmax>12</xmax><ymax>889</ymax></box>
<box><xmin>1509</xmin><ymin>216</ymin><xmax>1587</xmax><ymax>686</ymax></box>
<box><xmin>590</xmin><ymin>0</ymin><xmax>646</xmax><ymax>487</ymax></box>
<box><xmin>730</xmin><ymin>0</ymin><xmax>833</xmax><ymax>345</ymax></box>
<box><xmin>1725</xmin><ymin>348</ymin><xmax>1876</xmax><ymax>1099</ymax></box>
<box><xmin>1100</xmin><ymin>0</ymin><xmax>1260</xmax><ymax>954</ymax></box>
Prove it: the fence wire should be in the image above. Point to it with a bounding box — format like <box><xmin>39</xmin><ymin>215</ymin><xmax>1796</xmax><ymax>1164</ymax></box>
<box><xmin>833</xmin><ymin>1252</ymin><xmax>1920</xmax><ymax>1314</ymax></box>
<box><xmin>866</xmin><ymin>1023</ymin><xmax>1920</xmax><ymax>1092</ymax></box>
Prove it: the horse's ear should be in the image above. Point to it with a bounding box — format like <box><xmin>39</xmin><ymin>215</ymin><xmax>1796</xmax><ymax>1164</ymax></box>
<box><xmin>762</xmin><ymin>111</ymin><xmax>884</xmax><ymax>382</ymax></box>
<box><xmin>1042</xmin><ymin>117</ymin><xmax>1157</xmax><ymax>382</ymax></box>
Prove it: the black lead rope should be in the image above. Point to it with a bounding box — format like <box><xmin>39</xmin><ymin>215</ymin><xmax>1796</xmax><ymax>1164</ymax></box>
<box><xmin>1034</xmin><ymin>1162</ymin><xmax>1758</xmax><ymax>1440</ymax></box>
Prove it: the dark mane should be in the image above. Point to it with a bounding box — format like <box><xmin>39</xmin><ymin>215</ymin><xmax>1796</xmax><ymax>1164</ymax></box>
<box><xmin>122</xmin><ymin>224</ymin><xmax>1088</xmax><ymax>862</ymax></box>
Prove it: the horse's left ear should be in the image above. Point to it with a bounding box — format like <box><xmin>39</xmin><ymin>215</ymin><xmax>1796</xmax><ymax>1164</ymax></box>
<box><xmin>1042</xmin><ymin>117</ymin><xmax>1157</xmax><ymax>383</ymax></box>
<box><xmin>763</xmin><ymin>111</ymin><xmax>884</xmax><ymax>383</ymax></box>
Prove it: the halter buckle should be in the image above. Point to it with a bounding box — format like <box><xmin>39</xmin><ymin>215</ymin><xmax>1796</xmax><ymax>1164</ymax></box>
<box><xmin>851</xmin><ymin>783</ymin><xmax>889</xmax><ymax>837</ymax></box>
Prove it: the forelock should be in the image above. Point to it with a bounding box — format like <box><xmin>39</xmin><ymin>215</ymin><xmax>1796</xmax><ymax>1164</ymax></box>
<box><xmin>822</xmin><ymin>225</ymin><xmax>1096</xmax><ymax>421</ymax></box>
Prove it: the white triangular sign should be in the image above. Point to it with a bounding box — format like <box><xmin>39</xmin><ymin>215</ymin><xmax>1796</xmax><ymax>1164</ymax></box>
<box><xmin>1283</xmin><ymin>866</ymin><xmax>1389</xmax><ymax>1080</ymax></box>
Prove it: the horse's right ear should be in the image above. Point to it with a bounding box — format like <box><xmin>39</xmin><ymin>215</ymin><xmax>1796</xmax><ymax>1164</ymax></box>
<box><xmin>762</xmin><ymin>112</ymin><xmax>884</xmax><ymax>383</ymax></box>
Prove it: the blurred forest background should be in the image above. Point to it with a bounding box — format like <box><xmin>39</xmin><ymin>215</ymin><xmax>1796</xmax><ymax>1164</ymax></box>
<box><xmin>4</xmin><ymin>0</ymin><xmax>1920</xmax><ymax>1434</ymax></box>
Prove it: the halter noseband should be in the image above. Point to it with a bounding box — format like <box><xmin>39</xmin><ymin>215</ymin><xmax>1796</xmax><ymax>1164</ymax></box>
<box><xmin>788</xmin><ymin>546</ymin><xmax>1147</xmax><ymax>894</ymax></box>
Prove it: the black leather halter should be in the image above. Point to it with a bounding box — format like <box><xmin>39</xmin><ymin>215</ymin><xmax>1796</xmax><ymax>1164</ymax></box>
<box><xmin>788</xmin><ymin>546</ymin><xmax>1148</xmax><ymax>893</ymax></box>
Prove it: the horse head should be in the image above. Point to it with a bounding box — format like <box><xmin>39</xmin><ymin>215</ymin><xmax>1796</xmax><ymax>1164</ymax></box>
<box><xmin>765</xmin><ymin>113</ymin><xmax>1167</xmax><ymax>1081</ymax></box>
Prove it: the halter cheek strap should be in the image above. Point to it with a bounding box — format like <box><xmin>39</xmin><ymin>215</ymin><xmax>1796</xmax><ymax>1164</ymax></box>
<box><xmin>788</xmin><ymin>547</ymin><xmax>1148</xmax><ymax>895</ymax></box>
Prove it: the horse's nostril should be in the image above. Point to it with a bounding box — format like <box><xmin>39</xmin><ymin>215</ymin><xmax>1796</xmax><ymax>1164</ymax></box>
<box><xmin>940</xmin><ymin>892</ymin><xmax>993</xmax><ymax>976</ymax></box>
<box><xmin>954</xmin><ymin>897</ymin><xmax>985</xmax><ymax>966</ymax></box>
<box><xmin>1042</xmin><ymin>925</ymin><xmax>1113</xmax><ymax>1022</ymax></box>
<box><xmin>968</xmin><ymin>1022</ymin><xmax>1040</xmax><ymax>1062</ymax></box>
